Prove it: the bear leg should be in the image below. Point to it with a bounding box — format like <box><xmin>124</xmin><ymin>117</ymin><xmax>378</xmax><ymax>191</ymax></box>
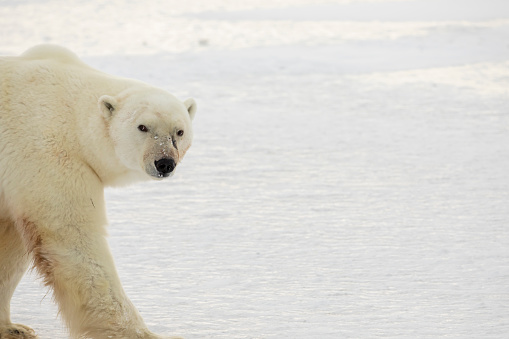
<box><xmin>18</xmin><ymin>215</ymin><xmax>166</xmax><ymax>338</ymax></box>
<box><xmin>0</xmin><ymin>220</ymin><xmax>37</xmax><ymax>338</ymax></box>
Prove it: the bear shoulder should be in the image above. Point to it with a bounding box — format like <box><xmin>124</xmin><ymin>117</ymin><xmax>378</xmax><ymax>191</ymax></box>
<box><xmin>21</xmin><ymin>44</ymin><xmax>85</xmax><ymax>66</ymax></box>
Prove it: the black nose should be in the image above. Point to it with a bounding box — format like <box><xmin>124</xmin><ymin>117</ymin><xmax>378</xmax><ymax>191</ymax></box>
<box><xmin>154</xmin><ymin>158</ymin><xmax>176</xmax><ymax>174</ymax></box>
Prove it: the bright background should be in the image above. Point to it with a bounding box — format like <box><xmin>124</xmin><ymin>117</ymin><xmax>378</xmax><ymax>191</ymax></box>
<box><xmin>2</xmin><ymin>0</ymin><xmax>509</xmax><ymax>338</ymax></box>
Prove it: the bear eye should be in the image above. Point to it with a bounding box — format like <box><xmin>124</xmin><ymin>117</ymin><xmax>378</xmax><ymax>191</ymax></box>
<box><xmin>177</xmin><ymin>130</ymin><xmax>184</xmax><ymax>137</ymax></box>
<box><xmin>138</xmin><ymin>125</ymin><xmax>148</xmax><ymax>132</ymax></box>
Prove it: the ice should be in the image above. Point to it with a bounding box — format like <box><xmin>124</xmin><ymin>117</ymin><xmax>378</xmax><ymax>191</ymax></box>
<box><xmin>2</xmin><ymin>0</ymin><xmax>509</xmax><ymax>338</ymax></box>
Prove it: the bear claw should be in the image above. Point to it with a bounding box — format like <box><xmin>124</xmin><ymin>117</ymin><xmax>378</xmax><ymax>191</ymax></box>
<box><xmin>0</xmin><ymin>324</ymin><xmax>37</xmax><ymax>339</ymax></box>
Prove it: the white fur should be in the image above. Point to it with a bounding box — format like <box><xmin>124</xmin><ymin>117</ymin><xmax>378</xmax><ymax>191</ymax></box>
<box><xmin>0</xmin><ymin>44</ymin><xmax>195</xmax><ymax>339</ymax></box>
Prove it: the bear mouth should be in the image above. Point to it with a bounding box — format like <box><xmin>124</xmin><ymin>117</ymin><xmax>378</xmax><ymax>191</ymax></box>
<box><xmin>157</xmin><ymin>172</ymin><xmax>172</xmax><ymax>178</ymax></box>
<box><xmin>149</xmin><ymin>170</ymin><xmax>174</xmax><ymax>180</ymax></box>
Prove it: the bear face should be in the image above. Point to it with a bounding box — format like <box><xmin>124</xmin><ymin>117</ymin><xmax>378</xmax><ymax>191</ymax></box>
<box><xmin>99</xmin><ymin>88</ymin><xmax>197</xmax><ymax>180</ymax></box>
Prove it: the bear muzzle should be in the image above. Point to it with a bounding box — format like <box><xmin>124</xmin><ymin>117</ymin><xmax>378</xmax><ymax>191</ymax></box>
<box><xmin>154</xmin><ymin>158</ymin><xmax>176</xmax><ymax>178</ymax></box>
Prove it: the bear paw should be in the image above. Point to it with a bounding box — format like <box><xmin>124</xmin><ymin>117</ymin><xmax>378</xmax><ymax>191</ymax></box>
<box><xmin>0</xmin><ymin>324</ymin><xmax>37</xmax><ymax>339</ymax></box>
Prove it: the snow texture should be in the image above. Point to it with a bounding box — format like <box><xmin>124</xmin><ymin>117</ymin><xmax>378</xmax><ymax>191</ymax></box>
<box><xmin>1</xmin><ymin>0</ymin><xmax>509</xmax><ymax>338</ymax></box>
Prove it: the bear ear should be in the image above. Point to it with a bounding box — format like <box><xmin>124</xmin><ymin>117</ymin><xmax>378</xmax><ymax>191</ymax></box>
<box><xmin>184</xmin><ymin>98</ymin><xmax>197</xmax><ymax>121</ymax></box>
<box><xmin>99</xmin><ymin>95</ymin><xmax>117</xmax><ymax>118</ymax></box>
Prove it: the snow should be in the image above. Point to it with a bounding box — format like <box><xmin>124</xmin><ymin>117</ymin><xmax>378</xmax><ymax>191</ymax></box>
<box><xmin>2</xmin><ymin>0</ymin><xmax>509</xmax><ymax>338</ymax></box>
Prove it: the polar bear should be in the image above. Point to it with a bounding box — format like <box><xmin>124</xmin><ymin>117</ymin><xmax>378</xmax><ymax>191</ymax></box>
<box><xmin>0</xmin><ymin>45</ymin><xmax>197</xmax><ymax>339</ymax></box>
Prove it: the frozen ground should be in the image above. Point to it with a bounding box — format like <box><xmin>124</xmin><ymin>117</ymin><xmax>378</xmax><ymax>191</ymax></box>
<box><xmin>1</xmin><ymin>0</ymin><xmax>509</xmax><ymax>338</ymax></box>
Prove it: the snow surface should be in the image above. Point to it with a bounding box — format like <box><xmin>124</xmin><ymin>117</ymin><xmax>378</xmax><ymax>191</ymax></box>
<box><xmin>2</xmin><ymin>0</ymin><xmax>509</xmax><ymax>338</ymax></box>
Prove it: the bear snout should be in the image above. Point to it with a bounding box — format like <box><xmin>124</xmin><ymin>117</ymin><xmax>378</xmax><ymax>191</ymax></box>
<box><xmin>154</xmin><ymin>158</ymin><xmax>176</xmax><ymax>177</ymax></box>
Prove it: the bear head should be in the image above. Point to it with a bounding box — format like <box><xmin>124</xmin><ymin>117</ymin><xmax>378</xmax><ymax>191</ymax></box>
<box><xmin>99</xmin><ymin>88</ymin><xmax>196</xmax><ymax>181</ymax></box>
